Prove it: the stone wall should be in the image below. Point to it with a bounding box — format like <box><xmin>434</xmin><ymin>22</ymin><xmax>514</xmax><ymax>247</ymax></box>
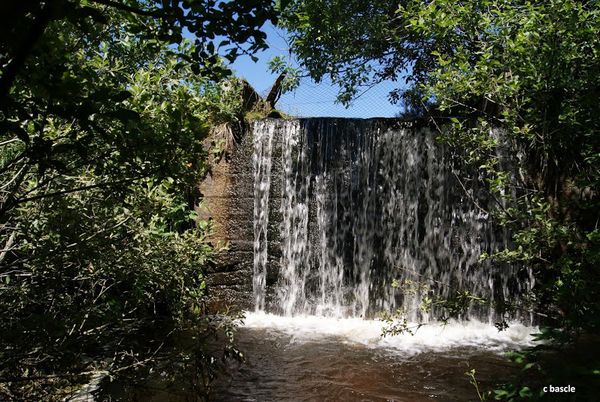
<box><xmin>197</xmin><ymin>121</ymin><xmax>284</xmax><ymax>312</ymax></box>
<box><xmin>196</xmin><ymin>124</ymin><xmax>253</xmax><ymax>311</ymax></box>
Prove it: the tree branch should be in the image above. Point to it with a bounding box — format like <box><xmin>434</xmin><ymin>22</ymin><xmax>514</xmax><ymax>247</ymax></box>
<box><xmin>0</xmin><ymin>3</ymin><xmax>54</xmax><ymax>105</ymax></box>
<box><xmin>16</xmin><ymin>176</ymin><xmax>144</xmax><ymax>204</ymax></box>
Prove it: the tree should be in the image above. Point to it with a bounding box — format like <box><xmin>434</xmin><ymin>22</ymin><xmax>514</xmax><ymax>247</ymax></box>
<box><xmin>0</xmin><ymin>0</ymin><xmax>274</xmax><ymax>219</ymax></box>
<box><xmin>0</xmin><ymin>0</ymin><xmax>274</xmax><ymax>100</ymax></box>
<box><xmin>284</xmin><ymin>0</ymin><xmax>600</xmax><ymax>397</ymax></box>
<box><xmin>0</xmin><ymin>1</ymin><xmax>274</xmax><ymax>399</ymax></box>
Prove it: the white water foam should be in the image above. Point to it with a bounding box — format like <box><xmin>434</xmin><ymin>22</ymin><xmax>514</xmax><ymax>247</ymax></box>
<box><xmin>242</xmin><ymin>311</ymin><xmax>539</xmax><ymax>355</ymax></box>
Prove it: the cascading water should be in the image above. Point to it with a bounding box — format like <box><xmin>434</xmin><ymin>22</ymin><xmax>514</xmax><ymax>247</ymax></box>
<box><xmin>251</xmin><ymin>118</ymin><xmax>532</xmax><ymax>324</ymax></box>
<box><xmin>276</xmin><ymin>120</ymin><xmax>311</xmax><ymax>316</ymax></box>
<box><xmin>252</xmin><ymin>120</ymin><xmax>275</xmax><ymax>311</ymax></box>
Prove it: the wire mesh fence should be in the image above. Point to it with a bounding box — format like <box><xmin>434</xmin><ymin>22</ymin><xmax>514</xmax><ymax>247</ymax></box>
<box><xmin>265</xmin><ymin>75</ymin><xmax>404</xmax><ymax>119</ymax></box>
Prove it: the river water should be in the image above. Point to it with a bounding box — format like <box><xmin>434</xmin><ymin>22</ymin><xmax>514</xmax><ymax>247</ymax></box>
<box><xmin>210</xmin><ymin>313</ymin><xmax>536</xmax><ymax>401</ymax></box>
<box><xmin>101</xmin><ymin>313</ymin><xmax>537</xmax><ymax>401</ymax></box>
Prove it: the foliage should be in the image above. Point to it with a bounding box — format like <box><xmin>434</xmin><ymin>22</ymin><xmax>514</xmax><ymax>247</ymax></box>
<box><xmin>268</xmin><ymin>55</ymin><xmax>302</xmax><ymax>94</ymax></box>
<box><xmin>381</xmin><ymin>279</ymin><xmax>489</xmax><ymax>336</ymax></box>
<box><xmin>279</xmin><ymin>0</ymin><xmax>404</xmax><ymax>104</ymax></box>
<box><xmin>0</xmin><ymin>0</ymin><xmax>275</xmax><ymax>97</ymax></box>
<box><xmin>465</xmin><ymin>369</ymin><xmax>487</xmax><ymax>402</ymax></box>
<box><xmin>284</xmin><ymin>0</ymin><xmax>600</xmax><ymax>338</ymax></box>
<box><xmin>0</xmin><ymin>0</ymin><xmax>275</xmax><ymax>399</ymax></box>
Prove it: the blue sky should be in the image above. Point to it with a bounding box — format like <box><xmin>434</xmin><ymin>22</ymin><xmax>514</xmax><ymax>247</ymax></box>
<box><xmin>228</xmin><ymin>23</ymin><xmax>403</xmax><ymax>118</ymax></box>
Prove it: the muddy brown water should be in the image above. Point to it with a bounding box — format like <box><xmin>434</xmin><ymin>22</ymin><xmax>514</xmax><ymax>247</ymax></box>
<box><xmin>103</xmin><ymin>314</ymin><xmax>531</xmax><ymax>402</ymax></box>
<box><xmin>210</xmin><ymin>326</ymin><xmax>518</xmax><ymax>402</ymax></box>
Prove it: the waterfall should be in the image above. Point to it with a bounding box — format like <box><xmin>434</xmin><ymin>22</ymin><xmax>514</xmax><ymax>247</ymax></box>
<box><xmin>277</xmin><ymin>120</ymin><xmax>310</xmax><ymax>316</ymax></box>
<box><xmin>252</xmin><ymin>119</ymin><xmax>531</xmax><ymax>322</ymax></box>
<box><xmin>252</xmin><ymin>120</ymin><xmax>275</xmax><ymax>311</ymax></box>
